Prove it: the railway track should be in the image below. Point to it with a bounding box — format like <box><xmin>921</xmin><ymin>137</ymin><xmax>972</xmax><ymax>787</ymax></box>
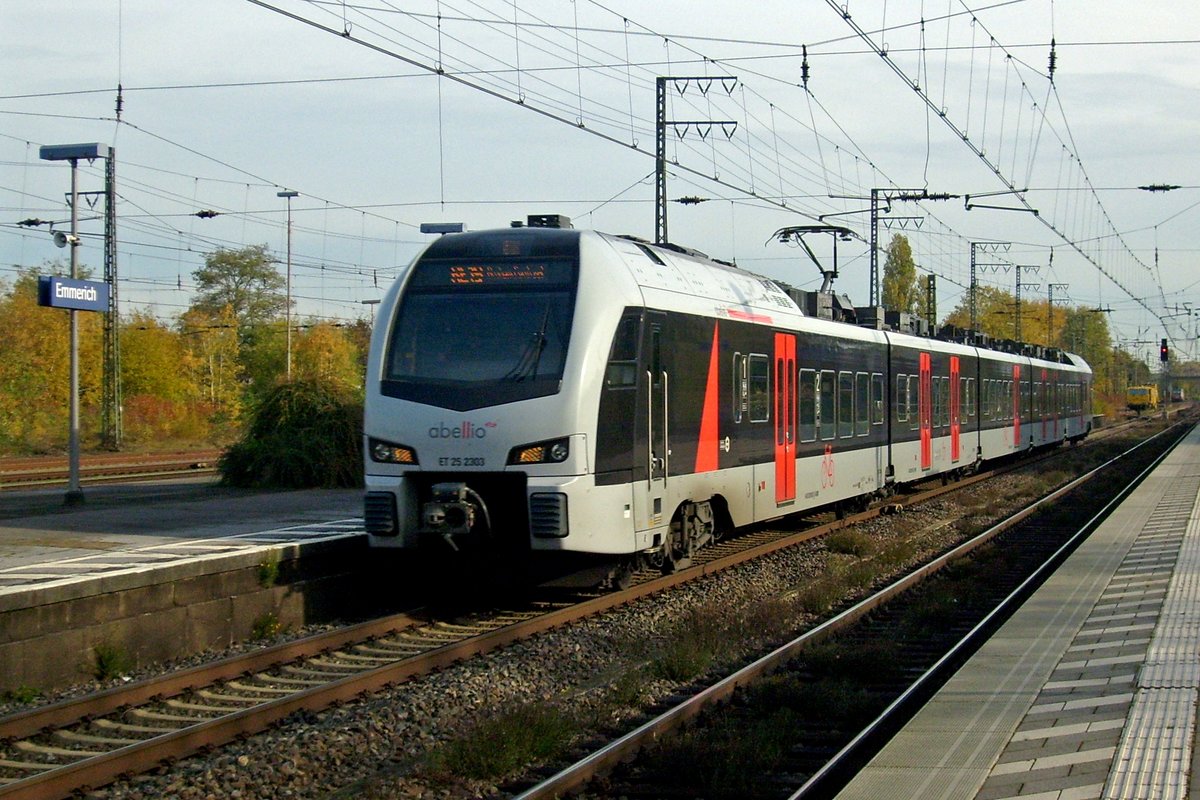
<box><xmin>0</xmin><ymin>418</ymin><xmax>1169</xmax><ymax>799</ymax></box>
<box><xmin>511</xmin><ymin>420</ymin><xmax>1192</xmax><ymax>800</ymax></box>
<box><xmin>0</xmin><ymin>451</ymin><xmax>223</xmax><ymax>490</ymax></box>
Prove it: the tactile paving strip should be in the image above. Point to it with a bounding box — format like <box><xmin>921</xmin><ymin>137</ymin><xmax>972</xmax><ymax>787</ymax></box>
<box><xmin>1102</xmin><ymin>469</ymin><xmax>1200</xmax><ymax>800</ymax></box>
<box><xmin>976</xmin><ymin>467</ymin><xmax>1200</xmax><ymax>800</ymax></box>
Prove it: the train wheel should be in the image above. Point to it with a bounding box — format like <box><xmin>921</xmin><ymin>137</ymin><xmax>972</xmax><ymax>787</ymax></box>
<box><xmin>610</xmin><ymin>558</ymin><xmax>637</xmax><ymax>591</ymax></box>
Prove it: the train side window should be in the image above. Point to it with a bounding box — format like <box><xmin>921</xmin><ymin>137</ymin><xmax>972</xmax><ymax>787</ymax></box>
<box><xmin>604</xmin><ymin>313</ymin><xmax>641</xmax><ymax>389</ymax></box>
<box><xmin>819</xmin><ymin>370</ymin><xmax>836</xmax><ymax>440</ymax></box>
<box><xmin>748</xmin><ymin>354</ymin><xmax>770</xmax><ymax>423</ymax></box>
<box><xmin>962</xmin><ymin>377</ymin><xmax>974</xmax><ymax>417</ymax></box>
<box><xmin>800</xmin><ymin>369</ymin><xmax>817</xmax><ymax>442</ymax></box>
<box><xmin>896</xmin><ymin>374</ymin><xmax>909</xmax><ymax>423</ymax></box>
<box><xmin>982</xmin><ymin>380</ymin><xmax>991</xmax><ymax>418</ymax></box>
<box><xmin>871</xmin><ymin>372</ymin><xmax>884</xmax><ymax>425</ymax></box>
<box><xmin>941</xmin><ymin>377</ymin><xmax>951</xmax><ymax>427</ymax></box>
<box><xmin>930</xmin><ymin>377</ymin><xmax>940</xmax><ymax>428</ymax></box>
<box><xmin>838</xmin><ymin>371</ymin><xmax>854</xmax><ymax>438</ymax></box>
<box><xmin>855</xmin><ymin>372</ymin><xmax>870</xmax><ymax>436</ymax></box>
<box><xmin>732</xmin><ymin>353</ymin><xmax>746</xmax><ymax>423</ymax></box>
<box><xmin>908</xmin><ymin>375</ymin><xmax>919</xmax><ymax>430</ymax></box>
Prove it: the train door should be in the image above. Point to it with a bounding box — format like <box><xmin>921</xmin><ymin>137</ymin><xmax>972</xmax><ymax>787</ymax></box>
<box><xmin>774</xmin><ymin>333</ymin><xmax>796</xmax><ymax>505</ymax></box>
<box><xmin>950</xmin><ymin>356</ymin><xmax>961</xmax><ymax>462</ymax></box>
<box><xmin>919</xmin><ymin>352</ymin><xmax>932</xmax><ymax>470</ymax></box>
<box><xmin>644</xmin><ymin>312</ymin><xmax>667</xmax><ymax>529</ymax></box>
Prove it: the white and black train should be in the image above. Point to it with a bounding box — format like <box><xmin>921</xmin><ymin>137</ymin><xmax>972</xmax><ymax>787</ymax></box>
<box><xmin>363</xmin><ymin>216</ymin><xmax>1093</xmax><ymax>577</ymax></box>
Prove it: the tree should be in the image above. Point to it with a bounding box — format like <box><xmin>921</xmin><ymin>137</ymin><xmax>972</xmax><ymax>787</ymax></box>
<box><xmin>121</xmin><ymin>311</ymin><xmax>205</xmax><ymax>445</ymax></box>
<box><xmin>190</xmin><ymin>245</ymin><xmax>290</xmax><ymax>401</ymax></box>
<box><xmin>293</xmin><ymin>322</ymin><xmax>365</xmax><ymax>398</ymax></box>
<box><xmin>0</xmin><ymin>266</ymin><xmax>103</xmax><ymax>452</ymax></box>
<box><xmin>121</xmin><ymin>311</ymin><xmax>190</xmax><ymax>401</ymax></box>
<box><xmin>191</xmin><ymin>245</ymin><xmax>286</xmax><ymax>340</ymax></box>
<box><xmin>881</xmin><ymin>234</ymin><xmax>918</xmax><ymax>313</ymax></box>
<box><xmin>179</xmin><ymin>305</ymin><xmax>244</xmax><ymax>434</ymax></box>
<box><xmin>943</xmin><ymin>285</ymin><xmax>1017</xmax><ymax>339</ymax></box>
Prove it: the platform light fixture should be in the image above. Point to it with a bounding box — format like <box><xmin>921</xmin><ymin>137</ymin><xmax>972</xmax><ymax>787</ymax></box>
<box><xmin>419</xmin><ymin>222</ymin><xmax>464</xmax><ymax>235</ymax></box>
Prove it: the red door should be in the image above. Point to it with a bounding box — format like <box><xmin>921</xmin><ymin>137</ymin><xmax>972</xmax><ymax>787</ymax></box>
<box><xmin>774</xmin><ymin>333</ymin><xmax>796</xmax><ymax>504</ymax></box>
<box><xmin>950</xmin><ymin>356</ymin><xmax>961</xmax><ymax>462</ymax></box>
<box><xmin>920</xmin><ymin>352</ymin><xmax>932</xmax><ymax>470</ymax></box>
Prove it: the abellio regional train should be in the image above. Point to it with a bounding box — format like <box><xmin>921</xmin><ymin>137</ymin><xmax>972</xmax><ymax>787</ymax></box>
<box><xmin>363</xmin><ymin>216</ymin><xmax>1092</xmax><ymax>580</ymax></box>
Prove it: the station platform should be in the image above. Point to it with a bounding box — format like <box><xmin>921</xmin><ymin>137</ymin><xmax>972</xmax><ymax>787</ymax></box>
<box><xmin>0</xmin><ymin>479</ymin><xmax>365</xmax><ymax>596</ymax></box>
<box><xmin>0</xmin><ymin>479</ymin><xmax>367</xmax><ymax>690</ymax></box>
<box><xmin>837</xmin><ymin>422</ymin><xmax>1200</xmax><ymax>800</ymax></box>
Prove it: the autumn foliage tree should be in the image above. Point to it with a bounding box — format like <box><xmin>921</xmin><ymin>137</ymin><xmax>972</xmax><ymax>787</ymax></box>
<box><xmin>178</xmin><ymin>305</ymin><xmax>244</xmax><ymax>436</ymax></box>
<box><xmin>0</xmin><ymin>267</ymin><xmax>103</xmax><ymax>452</ymax></box>
<box><xmin>881</xmin><ymin>234</ymin><xmax>918</xmax><ymax>314</ymax></box>
<box><xmin>190</xmin><ymin>244</ymin><xmax>289</xmax><ymax>401</ymax></box>
<box><xmin>293</xmin><ymin>321</ymin><xmax>364</xmax><ymax>398</ymax></box>
<box><xmin>120</xmin><ymin>311</ymin><xmax>208</xmax><ymax>445</ymax></box>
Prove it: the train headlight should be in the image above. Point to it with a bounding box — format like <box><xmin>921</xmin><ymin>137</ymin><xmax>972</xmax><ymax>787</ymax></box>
<box><xmin>508</xmin><ymin>437</ymin><xmax>570</xmax><ymax>465</ymax></box>
<box><xmin>369</xmin><ymin>438</ymin><xmax>418</xmax><ymax>465</ymax></box>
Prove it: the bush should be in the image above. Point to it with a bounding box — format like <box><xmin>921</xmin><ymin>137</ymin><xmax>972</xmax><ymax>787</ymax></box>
<box><xmin>219</xmin><ymin>379</ymin><xmax>363</xmax><ymax>489</ymax></box>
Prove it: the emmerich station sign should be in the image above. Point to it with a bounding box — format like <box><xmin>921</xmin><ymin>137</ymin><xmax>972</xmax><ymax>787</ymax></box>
<box><xmin>37</xmin><ymin>276</ymin><xmax>110</xmax><ymax>313</ymax></box>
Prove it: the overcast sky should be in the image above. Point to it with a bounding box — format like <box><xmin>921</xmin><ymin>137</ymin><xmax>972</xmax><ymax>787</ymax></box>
<box><xmin>3</xmin><ymin>1</ymin><xmax>1198</xmax><ymax>363</ymax></box>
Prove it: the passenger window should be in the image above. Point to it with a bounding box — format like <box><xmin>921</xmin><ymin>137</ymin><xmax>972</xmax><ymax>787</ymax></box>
<box><xmin>748</xmin><ymin>354</ymin><xmax>770</xmax><ymax>423</ymax></box>
<box><xmin>800</xmin><ymin>369</ymin><xmax>817</xmax><ymax>442</ymax></box>
<box><xmin>896</xmin><ymin>374</ymin><xmax>909</xmax><ymax>423</ymax></box>
<box><xmin>604</xmin><ymin>313</ymin><xmax>640</xmax><ymax>389</ymax></box>
<box><xmin>819</xmin><ymin>370</ymin><xmax>836</xmax><ymax>441</ymax></box>
<box><xmin>838</xmin><ymin>371</ymin><xmax>854</xmax><ymax>438</ymax></box>
<box><xmin>855</xmin><ymin>372</ymin><xmax>870</xmax><ymax>435</ymax></box>
<box><xmin>908</xmin><ymin>375</ymin><xmax>919</xmax><ymax>430</ymax></box>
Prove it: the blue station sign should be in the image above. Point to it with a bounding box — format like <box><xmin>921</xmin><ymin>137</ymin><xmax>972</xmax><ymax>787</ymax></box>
<box><xmin>37</xmin><ymin>276</ymin><xmax>110</xmax><ymax>312</ymax></box>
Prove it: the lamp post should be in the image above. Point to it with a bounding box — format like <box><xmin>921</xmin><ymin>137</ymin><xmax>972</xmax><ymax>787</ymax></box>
<box><xmin>40</xmin><ymin>143</ymin><xmax>109</xmax><ymax>506</ymax></box>
<box><xmin>277</xmin><ymin>190</ymin><xmax>299</xmax><ymax>379</ymax></box>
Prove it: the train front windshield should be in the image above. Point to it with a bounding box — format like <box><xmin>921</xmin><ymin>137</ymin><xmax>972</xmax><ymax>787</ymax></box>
<box><xmin>382</xmin><ymin>257</ymin><xmax>578</xmax><ymax>411</ymax></box>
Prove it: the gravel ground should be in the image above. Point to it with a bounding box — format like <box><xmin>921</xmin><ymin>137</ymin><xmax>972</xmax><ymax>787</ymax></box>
<box><xmin>7</xmin><ymin>433</ymin><xmax>1136</xmax><ymax>800</ymax></box>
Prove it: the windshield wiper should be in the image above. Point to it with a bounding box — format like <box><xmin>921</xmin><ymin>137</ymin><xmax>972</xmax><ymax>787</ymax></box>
<box><xmin>503</xmin><ymin>305</ymin><xmax>552</xmax><ymax>382</ymax></box>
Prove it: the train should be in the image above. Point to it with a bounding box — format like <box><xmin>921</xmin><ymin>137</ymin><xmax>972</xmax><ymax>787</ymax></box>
<box><xmin>362</xmin><ymin>216</ymin><xmax>1093</xmax><ymax>583</ymax></box>
<box><xmin>1127</xmin><ymin>385</ymin><xmax>1159</xmax><ymax>413</ymax></box>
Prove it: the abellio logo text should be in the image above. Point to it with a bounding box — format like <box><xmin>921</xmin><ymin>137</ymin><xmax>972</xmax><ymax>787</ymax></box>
<box><xmin>428</xmin><ymin>421</ymin><xmax>496</xmax><ymax>439</ymax></box>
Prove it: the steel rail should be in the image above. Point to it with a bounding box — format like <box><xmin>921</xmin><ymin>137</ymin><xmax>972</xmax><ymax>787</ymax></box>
<box><xmin>0</xmin><ymin>451</ymin><xmax>222</xmax><ymax>490</ymax></box>
<box><xmin>512</xmin><ymin>420</ymin><xmax>1192</xmax><ymax>800</ymax></box>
